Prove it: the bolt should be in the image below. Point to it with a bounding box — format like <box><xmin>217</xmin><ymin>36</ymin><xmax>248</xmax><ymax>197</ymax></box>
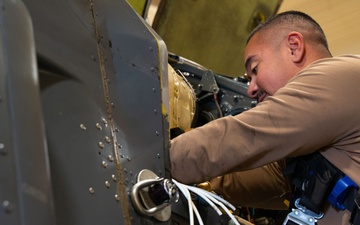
<box><xmin>0</xmin><ymin>143</ymin><xmax>6</xmax><ymax>155</ymax></box>
<box><xmin>102</xmin><ymin>161</ymin><xmax>108</xmax><ymax>168</ymax></box>
<box><xmin>89</xmin><ymin>187</ymin><xmax>95</xmax><ymax>194</ymax></box>
<box><xmin>96</xmin><ymin>123</ymin><xmax>102</xmax><ymax>130</ymax></box>
<box><xmin>3</xmin><ymin>200</ymin><xmax>12</xmax><ymax>213</ymax></box>
<box><xmin>80</xmin><ymin>124</ymin><xmax>87</xmax><ymax>130</ymax></box>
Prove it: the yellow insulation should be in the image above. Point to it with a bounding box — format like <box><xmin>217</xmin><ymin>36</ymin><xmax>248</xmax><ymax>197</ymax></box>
<box><xmin>167</xmin><ymin>64</ymin><xmax>196</xmax><ymax>132</ymax></box>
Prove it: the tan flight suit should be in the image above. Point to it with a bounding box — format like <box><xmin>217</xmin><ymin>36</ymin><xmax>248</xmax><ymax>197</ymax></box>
<box><xmin>169</xmin><ymin>55</ymin><xmax>360</xmax><ymax>225</ymax></box>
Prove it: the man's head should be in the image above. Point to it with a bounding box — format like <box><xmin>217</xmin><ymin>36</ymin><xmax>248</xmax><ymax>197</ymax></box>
<box><xmin>244</xmin><ymin>10</ymin><xmax>332</xmax><ymax>102</ymax></box>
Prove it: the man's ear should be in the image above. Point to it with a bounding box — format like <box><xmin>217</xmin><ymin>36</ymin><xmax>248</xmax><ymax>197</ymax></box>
<box><xmin>287</xmin><ymin>32</ymin><xmax>305</xmax><ymax>63</ymax></box>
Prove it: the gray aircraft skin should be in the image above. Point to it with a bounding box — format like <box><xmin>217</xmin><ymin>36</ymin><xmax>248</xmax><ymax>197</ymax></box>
<box><xmin>0</xmin><ymin>0</ymin><xmax>254</xmax><ymax>224</ymax></box>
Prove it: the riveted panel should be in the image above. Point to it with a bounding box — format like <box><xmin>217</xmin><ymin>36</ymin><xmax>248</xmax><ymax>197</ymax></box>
<box><xmin>21</xmin><ymin>0</ymin><xmax>170</xmax><ymax>224</ymax></box>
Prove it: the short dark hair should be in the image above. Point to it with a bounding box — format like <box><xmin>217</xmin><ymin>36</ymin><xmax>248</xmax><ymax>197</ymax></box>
<box><xmin>246</xmin><ymin>10</ymin><xmax>329</xmax><ymax>51</ymax></box>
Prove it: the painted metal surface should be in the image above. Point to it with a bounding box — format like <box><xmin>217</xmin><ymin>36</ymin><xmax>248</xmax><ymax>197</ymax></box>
<box><xmin>31</xmin><ymin>0</ymin><xmax>169</xmax><ymax>224</ymax></box>
<box><xmin>0</xmin><ymin>0</ymin><xmax>256</xmax><ymax>224</ymax></box>
<box><xmin>1</xmin><ymin>0</ymin><xmax>169</xmax><ymax>224</ymax></box>
<box><xmin>0</xmin><ymin>0</ymin><xmax>55</xmax><ymax>224</ymax></box>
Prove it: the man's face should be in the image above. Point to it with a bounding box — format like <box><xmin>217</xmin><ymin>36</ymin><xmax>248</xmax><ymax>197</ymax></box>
<box><xmin>244</xmin><ymin>32</ymin><xmax>295</xmax><ymax>103</ymax></box>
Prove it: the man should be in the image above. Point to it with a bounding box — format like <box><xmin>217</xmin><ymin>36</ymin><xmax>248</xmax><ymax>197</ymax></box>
<box><xmin>169</xmin><ymin>10</ymin><xmax>360</xmax><ymax>225</ymax></box>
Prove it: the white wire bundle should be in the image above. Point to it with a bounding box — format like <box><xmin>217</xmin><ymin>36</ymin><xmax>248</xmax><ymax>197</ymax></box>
<box><xmin>172</xmin><ymin>179</ymin><xmax>242</xmax><ymax>225</ymax></box>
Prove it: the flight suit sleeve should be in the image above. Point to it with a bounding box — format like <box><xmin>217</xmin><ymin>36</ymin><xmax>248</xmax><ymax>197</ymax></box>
<box><xmin>209</xmin><ymin>160</ymin><xmax>291</xmax><ymax>210</ymax></box>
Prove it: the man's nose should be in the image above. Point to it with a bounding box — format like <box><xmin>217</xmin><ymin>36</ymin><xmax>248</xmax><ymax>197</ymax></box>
<box><xmin>247</xmin><ymin>80</ymin><xmax>258</xmax><ymax>98</ymax></box>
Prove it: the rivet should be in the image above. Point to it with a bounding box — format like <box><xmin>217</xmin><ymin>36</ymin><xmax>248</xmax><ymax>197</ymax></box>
<box><xmin>108</xmin><ymin>155</ymin><xmax>114</xmax><ymax>162</ymax></box>
<box><xmin>155</xmin><ymin>131</ymin><xmax>160</xmax><ymax>136</ymax></box>
<box><xmin>152</xmin><ymin>88</ymin><xmax>156</xmax><ymax>93</ymax></box>
<box><xmin>102</xmin><ymin>118</ymin><xmax>108</xmax><ymax>124</ymax></box>
<box><xmin>111</xmin><ymin>102</ymin><xmax>115</xmax><ymax>108</ymax></box>
<box><xmin>102</xmin><ymin>161</ymin><xmax>108</xmax><ymax>168</ymax></box>
<box><xmin>80</xmin><ymin>124</ymin><xmax>87</xmax><ymax>130</ymax></box>
<box><xmin>120</xmin><ymin>154</ymin><xmax>124</xmax><ymax>158</ymax></box>
<box><xmin>149</xmin><ymin>46</ymin><xmax>153</xmax><ymax>52</ymax></box>
<box><xmin>96</xmin><ymin>123</ymin><xmax>102</xmax><ymax>130</ymax></box>
<box><xmin>91</xmin><ymin>55</ymin><xmax>96</xmax><ymax>61</ymax></box>
<box><xmin>153</xmin><ymin>109</ymin><xmax>158</xmax><ymax>114</ymax></box>
<box><xmin>111</xmin><ymin>174</ymin><xmax>117</xmax><ymax>182</ymax></box>
<box><xmin>105</xmin><ymin>181</ymin><xmax>110</xmax><ymax>188</ymax></box>
<box><xmin>105</xmin><ymin>136</ymin><xmax>111</xmax><ymax>143</ymax></box>
<box><xmin>115</xmin><ymin>194</ymin><xmax>120</xmax><ymax>201</ymax></box>
<box><xmin>0</xmin><ymin>143</ymin><xmax>6</xmax><ymax>155</ymax></box>
<box><xmin>157</xmin><ymin>153</ymin><xmax>161</xmax><ymax>159</ymax></box>
<box><xmin>127</xmin><ymin>157</ymin><xmax>131</xmax><ymax>161</ymax></box>
<box><xmin>98</xmin><ymin>142</ymin><xmax>105</xmax><ymax>149</ymax></box>
<box><xmin>124</xmin><ymin>168</ymin><xmax>127</xmax><ymax>173</ymax></box>
<box><xmin>129</xmin><ymin>171</ymin><xmax>133</xmax><ymax>176</ymax></box>
<box><xmin>115</xmin><ymin>128</ymin><xmax>119</xmax><ymax>132</ymax></box>
<box><xmin>3</xmin><ymin>200</ymin><xmax>12</xmax><ymax>213</ymax></box>
<box><xmin>89</xmin><ymin>187</ymin><xmax>95</xmax><ymax>194</ymax></box>
<box><xmin>309</xmin><ymin>218</ymin><xmax>314</xmax><ymax>223</ymax></box>
<box><xmin>118</xmin><ymin>144</ymin><xmax>122</xmax><ymax>149</ymax></box>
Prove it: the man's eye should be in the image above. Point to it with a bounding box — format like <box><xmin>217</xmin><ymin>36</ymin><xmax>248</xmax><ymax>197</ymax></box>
<box><xmin>251</xmin><ymin>66</ymin><xmax>258</xmax><ymax>75</ymax></box>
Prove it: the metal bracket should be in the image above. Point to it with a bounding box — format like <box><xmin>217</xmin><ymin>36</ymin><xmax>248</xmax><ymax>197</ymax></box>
<box><xmin>197</xmin><ymin>70</ymin><xmax>219</xmax><ymax>97</ymax></box>
<box><xmin>131</xmin><ymin>169</ymin><xmax>178</xmax><ymax>221</ymax></box>
<box><xmin>283</xmin><ymin>199</ymin><xmax>323</xmax><ymax>225</ymax></box>
<box><xmin>283</xmin><ymin>208</ymin><xmax>317</xmax><ymax>225</ymax></box>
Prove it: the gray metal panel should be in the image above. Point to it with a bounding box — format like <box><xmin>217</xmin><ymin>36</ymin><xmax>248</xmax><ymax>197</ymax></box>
<box><xmin>22</xmin><ymin>0</ymin><xmax>170</xmax><ymax>224</ymax></box>
<box><xmin>0</xmin><ymin>0</ymin><xmax>55</xmax><ymax>225</ymax></box>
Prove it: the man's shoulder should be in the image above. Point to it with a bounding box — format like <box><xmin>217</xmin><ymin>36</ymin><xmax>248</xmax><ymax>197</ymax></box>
<box><xmin>289</xmin><ymin>54</ymin><xmax>360</xmax><ymax>86</ymax></box>
<box><xmin>301</xmin><ymin>54</ymin><xmax>360</xmax><ymax>74</ymax></box>
<box><xmin>314</xmin><ymin>54</ymin><xmax>360</xmax><ymax>65</ymax></box>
